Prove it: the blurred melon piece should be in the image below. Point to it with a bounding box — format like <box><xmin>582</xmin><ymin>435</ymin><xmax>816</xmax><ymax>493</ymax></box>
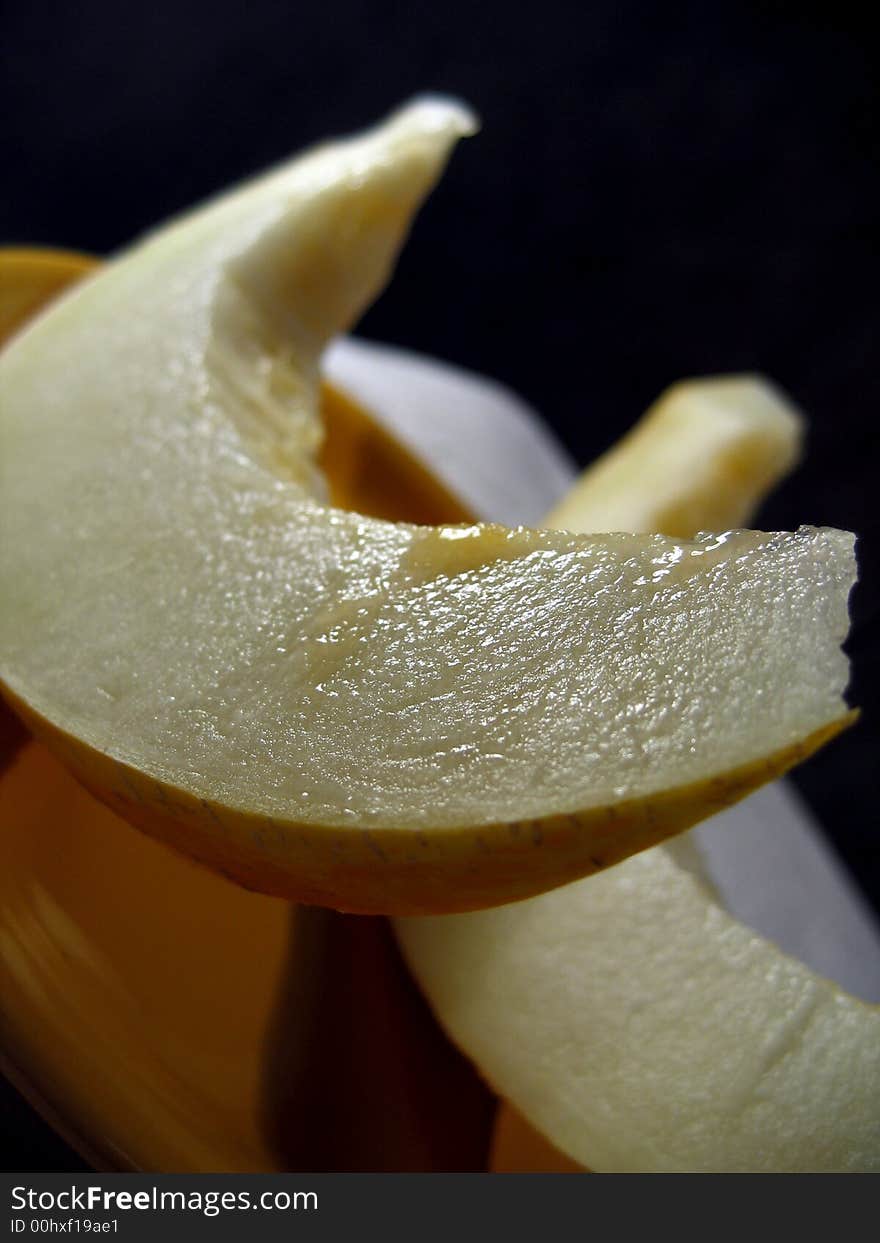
<box><xmin>545</xmin><ymin>375</ymin><xmax>803</xmax><ymax>536</ymax></box>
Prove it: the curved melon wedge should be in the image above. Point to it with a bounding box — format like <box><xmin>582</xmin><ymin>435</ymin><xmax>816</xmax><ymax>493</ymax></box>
<box><xmin>0</xmin><ymin>100</ymin><xmax>856</xmax><ymax>914</ymax></box>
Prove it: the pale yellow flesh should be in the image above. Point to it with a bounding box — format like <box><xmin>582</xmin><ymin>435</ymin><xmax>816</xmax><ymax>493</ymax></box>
<box><xmin>0</xmin><ymin>248</ymin><xmax>472</xmax><ymax>784</ymax></box>
<box><xmin>399</xmin><ymin>846</ymin><xmax>879</xmax><ymax>1172</ymax></box>
<box><xmin>0</xmin><ymin>100</ymin><xmax>855</xmax><ymax>914</ymax></box>
<box><xmin>544</xmin><ymin>374</ymin><xmax>804</xmax><ymax>536</ymax></box>
<box><xmin>395</xmin><ymin>379</ymin><xmax>878</xmax><ymax>1171</ymax></box>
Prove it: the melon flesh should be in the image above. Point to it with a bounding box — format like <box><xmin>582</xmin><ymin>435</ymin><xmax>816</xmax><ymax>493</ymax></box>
<box><xmin>0</xmin><ymin>100</ymin><xmax>856</xmax><ymax>913</ymax></box>
<box><xmin>398</xmin><ymin>845</ymin><xmax>880</xmax><ymax>1171</ymax></box>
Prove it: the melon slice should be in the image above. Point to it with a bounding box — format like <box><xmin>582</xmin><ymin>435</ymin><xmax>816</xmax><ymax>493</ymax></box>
<box><xmin>0</xmin><ymin>100</ymin><xmax>855</xmax><ymax>914</ymax></box>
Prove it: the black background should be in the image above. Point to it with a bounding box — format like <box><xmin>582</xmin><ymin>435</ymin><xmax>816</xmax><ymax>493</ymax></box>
<box><xmin>1</xmin><ymin>0</ymin><xmax>877</xmax><ymax>1171</ymax></box>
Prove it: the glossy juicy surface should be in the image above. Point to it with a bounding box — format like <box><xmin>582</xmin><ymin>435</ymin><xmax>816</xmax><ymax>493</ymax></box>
<box><xmin>0</xmin><ymin>101</ymin><xmax>855</xmax><ymax>912</ymax></box>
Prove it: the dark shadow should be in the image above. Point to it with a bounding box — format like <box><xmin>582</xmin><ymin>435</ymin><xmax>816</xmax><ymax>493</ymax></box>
<box><xmin>260</xmin><ymin>906</ymin><xmax>497</xmax><ymax>1171</ymax></box>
